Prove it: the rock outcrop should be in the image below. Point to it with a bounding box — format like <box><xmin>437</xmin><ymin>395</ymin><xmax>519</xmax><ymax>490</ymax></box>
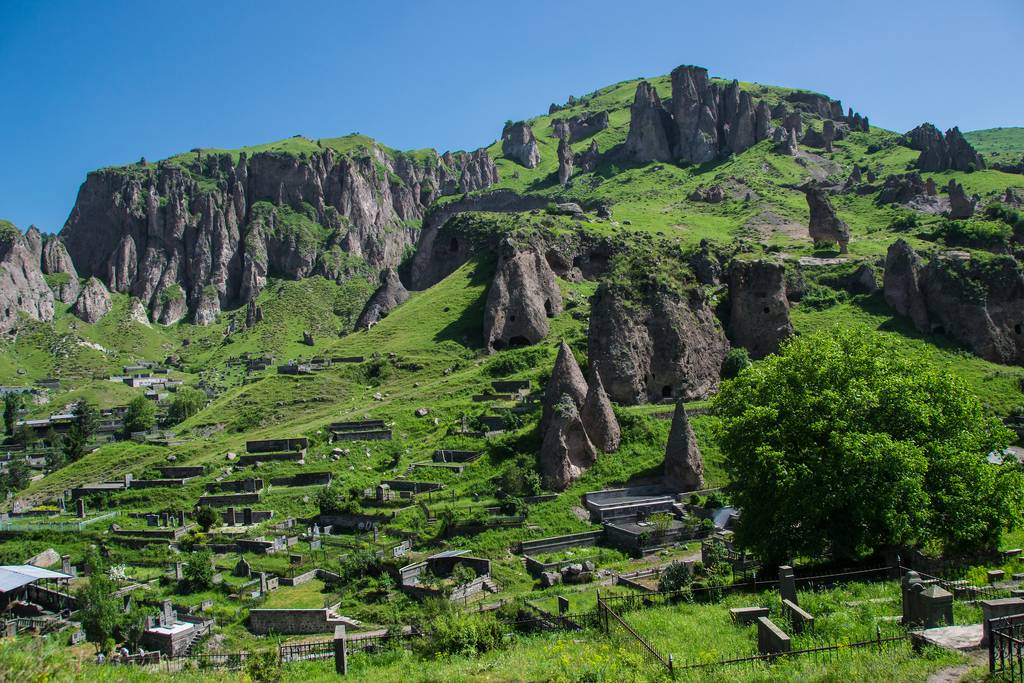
<box><xmin>0</xmin><ymin>224</ymin><xmax>55</xmax><ymax>333</ymax></box>
<box><xmin>540</xmin><ymin>394</ymin><xmax>598</xmax><ymax>491</ymax></box>
<box><xmin>728</xmin><ymin>259</ymin><xmax>792</xmax><ymax>359</ymax></box>
<box><xmin>356</xmin><ymin>267</ymin><xmax>409</xmax><ymax>329</ymax></box>
<box><xmin>877</xmin><ymin>173</ymin><xmax>928</xmax><ymax>205</ymax></box>
<box><xmin>542</xmin><ymin>341</ymin><xmax>589</xmax><ymax>432</ymax></box>
<box><xmin>192</xmin><ymin>288</ymin><xmax>220</xmax><ymax>326</ymax></box>
<box><xmin>945</xmin><ymin>179</ymin><xmax>977</xmax><ymax>219</ymax></box>
<box><xmin>884</xmin><ymin>240</ymin><xmax>1024</xmax><ymax>365</ymax></box>
<box><xmin>483</xmin><ymin>244</ymin><xmax>563</xmax><ymax>352</ymax></box>
<box><xmin>804</xmin><ymin>185</ymin><xmax>850</xmax><ymax>252</ymax></box>
<box><xmin>906</xmin><ymin>123</ymin><xmax>985</xmax><ymax>172</ymax></box>
<box><xmin>577</xmin><ymin>140</ymin><xmax>601</xmax><ymax>173</ymax></box>
<box><xmin>580</xmin><ymin>368</ymin><xmax>621</xmax><ymax>453</ymax></box>
<box><xmin>501</xmin><ymin>121</ymin><xmax>541</xmax><ymax>168</ymax></box>
<box><xmin>557</xmin><ymin>138</ymin><xmax>574</xmax><ymax>187</ymax></box>
<box><xmin>688</xmin><ymin>185</ymin><xmax>725</xmax><ymax>203</ymax></box>
<box><xmin>244</xmin><ymin>299</ymin><xmax>263</xmax><ymax>328</ymax></box>
<box><xmin>24</xmin><ymin>226</ymin><xmax>43</xmax><ymax>266</ymax></box>
<box><xmin>663</xmin><ymin>400</ymin><xmax>704</xmax><ymax>492</ymax></box>
<box><xmin>587</xmin><ymin>283</ymin><xmax>729</xmax><ymax>404</ymax></box>
<box><xmin>689</xmin><ymin>240</ymin><xmax>722</xmax><ymax>285</ymax></box>
<box><xmin>551</xmin><ymin>111</ymin><xmax>609</xmax><ymax>142</ymax></box>
<box><xmin>152</xmin><ymin>285</ymin><xmax>187</xmax><ymax>325</ymax></box>
<box><xmin>60</xmin><ymin>141</ymin><xmax>493</xmax><ymax>323</ymax></box>
<box><xmin>773</xmin><ymin>125</ymin><xmax>798</xmax><ymax>155</ymax></box>
<box><xmin>127</xmin><ymin>297</ymin><xmax>150</xmax><ymax>326</ymax></box>
<box><xmin>623</xmin><ymin>81</ymin><xmax>674</xmax><ymax>163</ymax></box>
<box><xmin>40</xmin><ymin>237</ymin><xmax>80</xmax><ymax>303</ymax></box>
<box><xmin>71</xmin><ymin>277</ymin><xmax>112</xmax><ymax>323</ymax></box>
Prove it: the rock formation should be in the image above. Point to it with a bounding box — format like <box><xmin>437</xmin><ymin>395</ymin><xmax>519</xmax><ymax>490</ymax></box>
<box><xmin>663</xmin><ymin>400</ymin><xmax>704</xmax><ymax>492</ymax></box>
<box><xmin>877</xmin><ymin>172</ymin><xmax>928</xmax><ymax>205</ymax></box>
<box><xmin>822</xmin><ymin>120</ymin><xmax>835</xmax><ymax>152</ymax></box>
<box><xmin>688</xmin><ymin>185</ymin><xmax>725</xmax><ymax>203</ymax></box>
<box><xmin>192</xmin><ymin>288</ymin><xmax>220</xmax><ymax>326</ymax></box>
<box><xmin>773</xmin><ymin>126</ymin><xmax>798</xmax><ymax>155</ymax></box>
<box><xmin>244</xmin><ymin>299</ymin><xmax>263</xmax><ymax>328</ymax></box>
<box><xmin>580</xmin><ymin>368</ymin><xmax>621</xmax><ymax>453</ymax></box>
<box><xmin>689</xmin><ymin>240</ymin><xmax>722</xmax><ymax>285</ymax></box>
<box><xmin>71</xmin><ymin>277</ymin><xmax>112</xmax><ymax>323</ymax></box>
<box><xmin>541</xmin><ymin>341</ymin><xmax>589</xmax><ymax>432</ymax></box>
<box><xmin>587</xmin><ymin>283</ymin><xmax>729</xmax><ymax>404</ymax></box>
<box><xmin>577</xmin><ymin>140</ymin><xmax>601</xmax><ymax>173</ymax></box>
<box><xmin>884</xmin><ymin>240</ymin><xmax>1024</xmax><ymax>365</ymax></box>
<box><xmin>24</xmin><ymin>226</ymin><xmax>43</xmax><ymax>266</ymax></box>
<box><xmin>0</xmin><ymin>224</ymin><xmax>55</xmax><ymax>333</ymax></box>
<box><xmin>804</xmin><ymin>185</ymin><xmax>850</xmax><ymax>253</ymax></box>
<box><xmin>59</xmin><ymin>141</ymin><xmax>493</xmax><ymax>323</ymax></box>
<box><xmin>501</xmin><ymin>121</ymin><xmax>541</xmax><ymax>168</ymax></box>
<box><xmin>356</xmin><ymin>267</ymin><xmax>409</xmax><ymax>329</ymax></box>
<box><xmin>905</xmin><ymin>123</ymin><xmax>985</xmax><ymax>172</ymax></box>
<box><xmin>40</xmin><ymin>237</ymin><xmax>80</xmax><ymax>303</ymax></box>
<box><xmin>945</xmin><ymin>179</ymin><xmax>977</xmax><ymax>219</ymax></box>
<box><xmin>152</xmin><ymin>286</ymin><xmax>187</xmax><ymax>325</ymax></box>
<box><xmin>623</xmin><ymin>81</ymin><xmax>674</xmax><ymax>163</ymax></box>
<box><xmin>483</xmin><ymin>244</ymin><xmax>563</xmax><ymax>352</ymax></box>
<box><xmin>557</xmin><ymin>138</ymin><xmax>574</xmax><ymax>187</ymax></box>
<box><xmin>539</xmin><ymin>394</ymin><xmax>597</xmax><ymax>491</ymax></box>
<box><xmin>728</xmin><ymin>259</ymin><xmax>792</xmax><ymax>359</ymax></box>
<box><xmin>551</xmin><ymin>111</ymin><xmax>609</xmax><ymax>142</ymax></box>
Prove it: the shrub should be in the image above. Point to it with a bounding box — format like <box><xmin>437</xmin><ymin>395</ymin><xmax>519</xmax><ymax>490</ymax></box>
<box><xmin>419</xmin><ymin>612</ymin><xmax>505</xmax><ymax>657</ymax></box>
<box><xmin>658</xmin><ymin>561</ymin><xmax>693</xmax><ymax>593</ymax></box>
<box><xmin>194</xmin><ymin>505</ymin><xmax>219</xmax><ymax>532</ymax></box>
<box><xmin>183</xmin><ymin>549</ymin><xmax>214</xmax><ymax>591</ymax></box>
<box><xmin>121</xmin><ymin>395</ymin><xmax>156</xmax><ymax>437</ymax></box>
<box><xmin>167</xmin><ymin>387</ymin><xmax>206</xmax><ymax>424</ymax></box>
<box><xmin>720</xmin><ymin>348</ymin><xmax>751</xmax><ymax>379</ymax></box>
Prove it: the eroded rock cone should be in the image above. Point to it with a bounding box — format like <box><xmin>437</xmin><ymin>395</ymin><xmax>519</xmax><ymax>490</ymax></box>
<box><xmin>883</xmin><ymin>239</ymin><xmax>929</xmax><ymax>332</ymax></box>
<box><xmin>41</xmin><ymin>237</ymin><xmax>80</xmax><ymax>303</ymax></box>
<box><xmin>945</xmin><ymin>180</ymin><xmax>977</xmax><ymax>219</ymax></box>
<box><xmin>540</xmin><ymin>394</ymin><xmax>597</xmax><ymax>491</ymax></box>
<box><xmin>671</xmin><ymin>66</ymin><xmax>720</xmax><ymax>163</ymax></box>
<box><xmin>357</xmin><ymin>267</ymin><xmax>409</xmax><ymax>329</ymax></box>
<box><xmin>906</xmin><ymin>123</ymin><xmax>985</xmax><ymax>172</ymax></box>
<box><xmin>458</xmin><ymin>149</ymin><xmax>500</xmax><ymax>193</ymax></box>
<box><xmin>581</xmin><ymin>369</ymin><xmax>620</xmax><ymax>453</ymax></box>
<box><xmin>822</xmin><ymin>120</ymin><xmax>836</xmax><ymax>152</ymax></box>
<box><xmin>542</xmin><ymin>341</ymin><xmax>588</xmax><ymax>432</ymax></box>
<box><xmin>557</xmin><ymin>138</ymin><xmax>574</xmax><ymax>187</ymax></box>
<box><xmin>728</xmin><ymin>259</ymin><xmax>792</xmax><ymax>359</ymax></box>
<box><xmin>501</xmin><ymin>121</ymin><xmax>541</xmax><ymax>168</ymax></box>
<box><xmin>192</xmin><ymin>288</ymin><xmax>220</xmax><ymax>326</ymax></box>
<box><xmin>664</xmin><ymin>400</ymin><xmax>704</xmax><ymax>492</ymax></box>
<box><xmin>577</xmin><ymin>139</ymin><xmax>600</xmax><ymax>173</ymax></box>
<box><xmin>245</xmin><ymin>299</ymin><xmax>264</xmax><ymax>328</ymax></box>
<box><xmin>24</xmin><ymin>226</ymin><xmax>43</xmax><ymax>266</ymax></box>
<box><xmin>623</xmin><ymin>81</ymin><xmax>674</xmax><ymax>162</ymax></box>
<box><xmin>127</xmin><ymin>297</ymin><xmax>151</xmax><ymax>326</ymax></box>
<box><xmin>106</xmin><ymin>234</ymin><xmax>137</xmax><ymax>293</ymax></box>
<box><xmin>72</xmin><ymin>277</ymin><xmax>112</xmax><ymax>323</ymax></box>
<box><xmin>804</xmin><ymin>185</ymin><xmax>850</xmax><ymax>253</ymax></box>
<box><xmin>0</xmin><ymin>226</ymin><xmax>55</xmax><ymax>333</ymax></box>
<box><xmin>484</xmin><ymin>245</ymin><xmax>562</xmax><ymax>352</ymax></box>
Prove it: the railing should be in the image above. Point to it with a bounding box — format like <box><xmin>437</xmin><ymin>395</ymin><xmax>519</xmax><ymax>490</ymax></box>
<box><xmin>162</xmin><ymin>652</ymin><xmax>251</xmax><ymax>672</ymax></box>
<box><xmin>596</xmin><ymin>594</ymin><xmax>673</xmax><ymax>675</ymax></box>
<box><xmin>901</xmin><ymin>566</ymin><xmax>1016</xmax><ymax>602</ymax></box>
<box><xmin>279</xmin><ymin>639</ymin><xmax>333</xmax><ymax>662</ymax></box>
<box><xmin>991</xmin><ymin>614</ymin><xmax>1024</xmax><ymax>681</ymax></box>
<box><xmin>0</xmin><ymin>510</ymin><xmax>120</xmax><ymax>532</ymax></box>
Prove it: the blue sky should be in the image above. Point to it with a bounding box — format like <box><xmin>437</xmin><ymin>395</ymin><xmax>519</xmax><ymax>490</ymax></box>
<box><xmin>1</xmin><ymin>0</ymin><xmax>1021</xmax><ymax>233</ymax></box>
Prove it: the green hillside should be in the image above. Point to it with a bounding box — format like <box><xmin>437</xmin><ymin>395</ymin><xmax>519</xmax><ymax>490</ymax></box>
<box><xmin>964</xmin><ymin>126</ymin><xmax>1024</xmax><ymax>159</ymax></box>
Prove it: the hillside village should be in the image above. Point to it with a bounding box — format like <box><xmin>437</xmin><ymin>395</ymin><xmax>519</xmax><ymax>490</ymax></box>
<box><xmin>2</xmin><ymin>60</ymin><xmax>1024</xmax><ymax>682</ymax></box>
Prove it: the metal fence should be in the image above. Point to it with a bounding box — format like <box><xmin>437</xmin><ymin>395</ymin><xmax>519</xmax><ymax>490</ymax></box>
<box><xmin>901</xmin><ymin>566</ymin><xmax>1016</xmax><ymax>602</ymax></box>
<box><xmin>596</xmin><ymin>595</ymin><xmax>673</xmax><ymax>675</ymax></box>
<box><xmin>279</xmin><ymin>639</ymin><xmax>333</xmax><ymax>662</ymax></box>
<box><xmin>991</xmin><ymin>614</ymin><xmax>1024</xmax><ymax>681</ymax></box>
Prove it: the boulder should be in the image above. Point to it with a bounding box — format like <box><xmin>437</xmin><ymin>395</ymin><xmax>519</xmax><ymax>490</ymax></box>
<box><xmin>557</xmin><ymin>138</ymin><xmax>574</xmax><ymax>187</ymax></box>
<box><xmin>549</xmin><ymin>202</ymin><xmax>584</xmax><ymax>217</ymax></box>
<box><xmin>41</xmin><ymin>237</ymin><xmax>80</xmax><ymax>303</ymax></box>
<box><xmin>541</xmin><ymin>341</ymin><xmax>589</xmax><ymax>432</ymax></box>
<box><xmin>728</xmin><ymin>259</ymin><xmax>792</xmax><ymax>359</ymax></box>
<box><xmin>0</xmin><ymin>225</ymin><xmax>55</xmax><ymax>333</ymax></box>
<box><xmin>623</xmin><ymin>81</ymin><xmax>674</xmax><ymax>163</ymax></box>
<box><xmin>483</xmin><ymin>244</ymin><xmax>562</xmax><ymax>352</ymax></box>
<box><xmin>501</xmin><ymin>121</ymin><xmax>541</xmax><ymax>168</ymax></box>
<box><xmin>688</xmin><ymin>185</ymin><xmax>726</xmax><ymax>203</ymax></box>
<box><xmin>804</xmin><ymin>185</ymin><xmax>850</xmax><ymax>253</ymax></box>
<box><xmin>664</xmin><ymin>401</ymin><xmax>704</xmax><ymax>492</ymax></box>
<box><xmin>539</xmin><ymin>394</ymin><xmax>597</xmax><ymax>491</ymax></box>
<box><xmin>883</xmin><ymin>239</ymin><xmax>929</xmax><ymax>332</ymax></box>
<box><xmin>127</xmin><ymin>297</ymin><xmax>151</xmax><ymax>326</ymax></box>
<box><xmin>588</xmin><ymin>283</ymin><xmax>729</xmax><ymax>404</ymax></box>
<box><xmin>945</xmin><ymin>179</ymin><xmax>977</xmax><ymax>219</ymax></box>
<box><xmin>356</xmin><ymin>267</ymin><xmax>409</xmax><ymax>329</ymax></box>
<box><xmin>580</xmin><ymin>368</ymin><xmax>621</xmax><ymax>453</ymax></box>
<box><xmin>71</xmin><ymin>277</ymin><xmax>112</xmax><ymax>323</ymax></box>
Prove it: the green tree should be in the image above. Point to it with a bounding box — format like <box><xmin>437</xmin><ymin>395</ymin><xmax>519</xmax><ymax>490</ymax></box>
<box><xmin>715</xmin><ymin>327</ymin><xmax>1023</xmax><ymax>566</ymax></box>
<box><xmin>77</xmin><ymin>573</ymin><xmax>122</xmax><ymax>652</ymax></box>
<box><xmin>720</xmin><ymin>347</ymin><xmax>752</xmax><ymax>379</ymax></box>
<box><xmin>3</xmin><ymin>393</ymin><xmax>22</xmax><ymax>435</ymax></box>
<box><xmin>121</xmin><ymin>395</ymin><xmax>156</xmax><ymax>437</ymax></box>
<box><xmin>0</xmin><ymin>459</ymin><xmax>31</xmax><ymax>495</ymax></box>
<box><xmin>194</xmin><ymin>505</ymin><xmax>219</xmax><ymax>532</ymax></box>
<box><xmin>167</xmin><ymin>387</ymin><xmax>206</xmax><ymax>424</ymax></box>
<box><xmin>183</xmin><ymin>549</ymin><xmax>214</xmax><ymax>591</ymax></box>
<box><xmin>63</xmin><ymin>399</ymin><xmax>98</xmax><ymax>463</ymax></box>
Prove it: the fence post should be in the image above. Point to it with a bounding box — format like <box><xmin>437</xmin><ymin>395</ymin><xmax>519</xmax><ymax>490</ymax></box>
<box><xmin>334</xmin><ymin>625</ymin><xmax>347</xmax><ymax>675</ymax></box>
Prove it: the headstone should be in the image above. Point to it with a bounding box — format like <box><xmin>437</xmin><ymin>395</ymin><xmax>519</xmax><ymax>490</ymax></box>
<box><xmin>234</xmin><ymin>557</ymin><xmax>251</xmax><ymax>578</ymax></box>
<box><xmin>918</xmin><ymin>585</ymin><xmax>953</xmax><ymax>628</ymax></box>
<box><xmin>310</xmin><ymin>539</ymin><xmax>322</xmax><ymax>551</ymax></box>
<box><xmin>200</xmin><ymin>600</ymin><xmax>213</xmax><ymax>611</ymax></box>
<box><xmin>989</xmin><ymin>570</ymin><xmax>1006</xmax><ymax>584</ymax></box>
<box><xmin>177</xmin><ymin>510</ymin><xmax>186</xmax><ymax>526</ymax></box>
<box><xmin>174</xmin><ymin>562</ymin><xmax>183</xmax><ymax>581</ymax></box>
<box><xmin>76</xmin><ymin>499</ymin><xmax>86</xmax><ymax>519</ymax></box>
<box><xmin>756</xmin><ymin>616</ymin><xmax>791</xmax><ymax>657</ymax></box>
<box><xmin>290</xmin><ymin>553</ymin><xmax>303</xmax><ymax>565</ymax></box>
<box><xmin>313</xmin><ymin>524</ymin><xmax>320</xmax><ymax>538</ymax></box>
<box><xmin>557</xmin><ymin>595</ymin><xmax>570</xmax><ymax>615</ymax></box>
<box><xmin>333</xmin><ymin>625</ymin><xmax>348</xmax><ymax>675</ymax></box>
<box><xmin>778</xmin><ymin>565</ymin><xmax>797</xmax><ymax>605</ymax></box>
<box><xmin>144</xmin><ymin>615</ymin><xmax>156</xmax><ymax>630</ymax></box>
<box><xmin>259</xmin><ymin>572</ymin><xmax>268</xmax><ymax>594</ymax></box>
<box><xmin>161</xmin><ymin>512</ymin><xmax>170</xmax><ymax>527</ymax></box>
<box><xmin>782</xmin><ymin>599</ymin><xmax>814</xmax><ymax>634</ymax></box>
<box><xmin>146</xmin><ymin>514</ymin><xmax>158</xmax><ymax>527</ymax></box>
<box><xmin>225</xmin><ymin>507</ymin><xmax>236</xmax><ymax>525</ymax></box>
<box><xmin>61</xmin><ymin>555</ymin><xmax>72</xmax><ymax>576</ymax></box>
<box><xmin>243</xmin><ymin>508</ymin><xmax>253</xmax><ymax>525</ymax></box>
<box><xmin>124</xmin><ymin>473</ymin><xmax>133</xmax><ymax>487</ymax></box>
<box><xmin>160</xmin><ymin>600</ymin><xmax>175</xmax><ymax>628</ymax></box>
<box><xmin>730</xmin><ymin>606</ymin><xmax>770</xmax><ymax>625</ymax></box>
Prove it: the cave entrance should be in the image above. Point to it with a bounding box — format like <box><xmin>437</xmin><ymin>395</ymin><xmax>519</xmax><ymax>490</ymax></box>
<box><xmin>448</xmin><ymin>237</ymin><xmax>459</xmax><ymax>253</ymax></box>
<box><xmin>763</xmin><ymin>306</ymin><xmax>770</xmax><ymax>314</ymax></box>
<box><xmin>661</xmin><ymin>385</ymin><xmax>673</xmax><ymax>399</ymax></box>
<box><xmin>508</xmin><ymin>336</ymin><xmax>530</xmax><ymax>349</ymax></box>
<box><xmin>1016</xmin><ymin>323</ymin><xmax>1022</xmax><ymax>335</ymax></box>
<box><xmin>544</xmin><ymin>299</ymin><xmax>553</xmax><ymax>317</ymax></box>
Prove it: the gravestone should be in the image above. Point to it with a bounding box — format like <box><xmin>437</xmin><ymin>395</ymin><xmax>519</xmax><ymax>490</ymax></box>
<box><xmin>70</xmin><ymin>629</ymin><xmax>85</xmax><ymax>645</ymax></box>
<box><xmin>177</xmin><ymin>511</ymin><xmax>186</xmax><ymax>526</ymax></box>
<box><xmin>146</xmin><ymin>514</ymin><xmax>158</xmax><ymax>527</ymax></box>
<box><xmin>757</xmin><ymin>617</ymin><xmax>791</xmax><ymax>656</ymax></box>
<box><xmin>259</xmin><ymin>572</ymin><xmax>269</xmax><ymax>594</ymax></box>
<box><xmin>730</xmin><ymin>606</ymin><xmax>770</xmax><ymax>625</ymax></box>
<box><xmin>782</xmin><ymin>599</ymin><xmax>814</xmax><ymax>634</ymax></box>
<box><xmin>61</xmin><ymin>555</ymin><xmax>72</xmax><ymax>576</ymax></box>
<box><xmin>200</xmin><ymin>600</ymin><xmax>213</xmax><ymax>611</ymax></box>
<box><xmin>225</xmin><ymin>507</ymin><xmax>236</xmax><ymax>525</ymax></box>
<box><xmin>161</xmin><ymin>512</ymin><xmax>170</xmax><ymax>527</ymax></box>
<box><xmin>558</xmin><ymin>595</ymin><xmax>570</xmax><ymax>615</ymax></box>
<box><xmin>778</xmin><ymin>565</ymin><xmax>797</xmax><ymax>605</ymax></box>
<box><xmin>234</xmin><ymin>557</ymin><xmax>251</xmax><ymax>578</ymax></box>
<box><xmin>310</xmin><ymin>539</ymin><xmax>322</xmax><ymax>551</ymax></box>
<box><xmin>76</xmin><ymin>499</ymin><xmax>86</xmax><ymax>519</ymax></box>
<box><xmin>290</xmin><ymin>553</ymin><xmax>303</xmax><ymax>565</ymax></box>
<box><xmin>989</xmin><ymin>570</ymin><xmax>1006</xmax><ymax>583</ymax></box>
<box><xmin>334</xmin><ymin>625</ymin><xmax>347</xmax><ymax>675</ymax></box>
<box><xmin>174</xmin><ymin>562</ymin><xmax>184</xmax><ymax>581</ymax></box>
<box><xmin>160</xmin><ymin>600</ymin><xmax>176</xmax><ymax>628</ymax></box>
<box><xmin>313</xmin><ymin>524</ymin><xmax>320</xmax><ymax>538</ymax></box>
<box><xmin>144</xmin><ymin>616</ymin><xmax>156</xmax><ymax>630</ymax></box>
<box><xmin>243</xmin><ymin>508</ymin><xmax>253</xmax><ymax>525</ymax></box>
<box><xmin>902</xmin><ymin>571</ymin><xmax>953</xmax><ymax>628</ymax></box>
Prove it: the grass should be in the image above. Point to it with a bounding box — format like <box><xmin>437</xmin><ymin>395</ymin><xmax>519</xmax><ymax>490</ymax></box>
<box><xmin>964</xmin><ymin>126</ymin><xmax>1024</xmax><ymax>159</ymax></box>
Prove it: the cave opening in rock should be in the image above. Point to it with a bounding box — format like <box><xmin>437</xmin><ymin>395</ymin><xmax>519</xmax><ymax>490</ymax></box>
<box><xmin>763</xmin><ymin>306</ymin><xmax>770</xmax><ymax>314</ymax></box>
<box><xmin>448</xmin><ymin>237</ymin><xmax>459</xmax><ymax>253</ymax></box>
<box><xmin>508</xmin><ymin>336</ymin><xmax>530</xmax><ymax>348</ymax></box>
<box><xmin>1016</xmin><ymin>323</ymin><xmax>1022</xmax><ymax>335</ymax></box>
<box><xmin>661</xmin><ymin>385</ymin><xmax>673</xmax><ymax>399</ymax></box>
<box><xmin>544</xmin><ymin>299</ymin><xmax>553</xmax><ymax>317</ymax></box>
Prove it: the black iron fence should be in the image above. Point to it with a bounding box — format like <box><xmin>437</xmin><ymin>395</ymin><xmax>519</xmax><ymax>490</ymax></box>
<box><xmin>596</xmin><ymin>595</ymin><xmax>673</xmax><ymax>675</ymax></box>
<box><xmin>991</xmin><ymin>614</ymin><xmax>1024</xmax><ymax>681</ymax></box>
<box><xmin>278</xmin><ymin>639</ymin><xmax>333</xmax><ymax>662</ymax></box>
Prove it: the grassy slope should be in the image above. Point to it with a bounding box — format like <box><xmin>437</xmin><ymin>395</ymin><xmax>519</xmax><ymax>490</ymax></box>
<box><xmin>964</xmin><ymin>126</ymin><xmax>1024</xmax><ymax>159</ymax></box>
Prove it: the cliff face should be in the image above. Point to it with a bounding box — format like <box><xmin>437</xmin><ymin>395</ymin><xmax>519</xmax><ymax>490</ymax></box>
<box><xmin>0</xmin><ymin>224</ymin><xmax>55</xmax><ymax>333</ymax></box>
<box><xmin>60</xmin><ymin>142</ymin><xmax>496</xmax><ymax>322</ymax></box>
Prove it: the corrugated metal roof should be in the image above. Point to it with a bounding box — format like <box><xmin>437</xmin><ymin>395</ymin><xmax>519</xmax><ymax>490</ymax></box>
<box><xmin>0</xmin><ymin>565</ymin><xmax>71</xmax><ymax>593</ymax></box>
<box><xmin>427</xmin><ymin>550</ymin><xmax>469</xmax><ymax>559</ymax></box>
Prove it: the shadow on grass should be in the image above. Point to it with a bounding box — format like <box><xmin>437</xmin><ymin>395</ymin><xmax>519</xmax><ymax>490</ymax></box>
<box><xmin>432</xmin><ymin>257</ymin><xmax>495</xmax><ymax>350</ymax></box>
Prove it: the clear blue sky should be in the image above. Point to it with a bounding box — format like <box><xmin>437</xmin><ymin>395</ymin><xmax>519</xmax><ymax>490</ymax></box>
<box><xmin>1</xmin><ymin>0</ymin><xmax>1021</xmax><ymax>233</ymax></box>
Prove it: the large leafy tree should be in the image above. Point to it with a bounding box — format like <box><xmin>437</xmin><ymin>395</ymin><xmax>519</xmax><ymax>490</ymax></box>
<box><xmin>3</xmin><ymin>393</ymin><xmax>22</xmax><ymax>435</ymax></box>
<box><xmin>167</xmin><ymin>387</ymin><xmax>206</xmax><ymax>425</ymax></box>
<box><xmin>121</xmin><ymin>395</ymin><xmax>156</xmax><ymax>437</ymax></box>
<box><xmin>715</xmin><ymin>327</ymin><xmax>1023</xmax><ymax>566</ymax></box>
<box><xmin>77</xmin><ymin>572</ymin><xmax>122</xmax><ymax>651</ymax></box>
<box><xmin>63</xmin><ymin>399</ymin><xmax>98</xmax><ymax>463</ymax></box>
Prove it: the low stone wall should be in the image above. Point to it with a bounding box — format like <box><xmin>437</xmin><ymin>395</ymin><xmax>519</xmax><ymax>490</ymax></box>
<box><xmin>517</xmin><ymin>530</ymin><xmax>604</xmax><ymax>556</ymax></box>
<box><xmin>248</xmin><ymin>609</ymin><xmax>342</xmax><ymax>635</ymax></box>
<box><xmin>197</xmin><ymin>492</ymin><xmax>260</xmax><ymax>507</ymax></box>
<box><xmin>270</xmin><ymin>472</ymin><xmax>333</xmax><ymax>487</ymax></box>
<box><xmin>238</xmin><ymin>451</ymin><xmax>304</xmax><ymax>466</ymax></box>
<box><xmin>246</xmin><ymin>438</ymin><xmax>309</xmax><ymax>454</ymax></box>
<box><xmin>157</xmin><ymin>466</ymin><xmax>205</xmax><ymax>479</ymax></box>
<box><xmin>279</xmin><ymin>568</ymin><xmax>319</xmax><ymax>587</ymax></box>
<box><xmin>130</xmin><ymin>478</ymin><xmax>189</xmax><ymax>489</ymax></box>
<box><xmin>330</xmin><ymin>420</ymin><xmax>385</xmax><ymax>431</ymax></box>
<box><xmin>381</xmin><ymin>480</ymin><xmax>443</xmax><ymax>493</ymax></box>
<box><xmin>331</xmin><ymin>430</ymin><xmax>392</xmax><ymax>442</ymax></box>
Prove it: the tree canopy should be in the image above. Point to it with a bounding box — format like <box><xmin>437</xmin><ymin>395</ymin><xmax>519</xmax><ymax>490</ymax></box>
<box><xmin>167</xmin><ymin>387</ymin><xmax>206</xmax><ymax>424</ymax></box>
<box><xmin>122</xmin><ymin>395</ymin><xmax>156</xmax><ymax>436</ymax></box>
<box><xmin>714</xmin><ymin>327</ymin><xmax>1024</xmax><ymax>566</ymax></box>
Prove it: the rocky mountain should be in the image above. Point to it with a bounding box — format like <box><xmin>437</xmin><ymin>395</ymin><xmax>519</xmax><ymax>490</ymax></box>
<box><xmin>58</xmin><ymin>138</ymin><xmax>498</xmax><ymax>325</ymax></box>
<box><xmin>0</xmin><ymin>221</ymin><xmax>54</xmax><ymax>333</ymax></box>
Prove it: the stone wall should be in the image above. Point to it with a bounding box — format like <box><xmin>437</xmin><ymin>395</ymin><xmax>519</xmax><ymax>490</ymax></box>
<box><xmin>248</xmin><ymin>609</ymin><xmax>343</xmax><ymax>635</ymax></box>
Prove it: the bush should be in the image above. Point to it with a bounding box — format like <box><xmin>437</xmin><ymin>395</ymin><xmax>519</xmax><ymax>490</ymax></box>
<box><xmin>658</xmin><ymin>561</ymin><xmax>693</xmax><ymax>593</ymax></box>
<box><xmin>194</xmin><ymin>506</ymin><xmax>219</xmax><ymax>532</ymax></box>
<box><xmin>419</xmin><ymin>612</ymin><xmax>505</xmax><ymax>657</ymax></box>
<box><xmin>167</xmin><ymin>387</ymin><xmax>206</xmax><ymax>424</ymax></box>
<box><xmin>800</xmin><ymin>283</ymin><xmax>848</xmax><ymax>311</ymax></box>
<box><xmin>720</xmin><ymin>348</ymin><xmax>751</xmax><ymax>379</ymax></box>
<box><xmin>121</xmin><ymin>395</ymin><xmax>156</xmax><ymax>437</ymax></box>
<box><xmin>183</xmin><ymin>549</ymin><xmax>214</xmax><ymax>591</ymax></box>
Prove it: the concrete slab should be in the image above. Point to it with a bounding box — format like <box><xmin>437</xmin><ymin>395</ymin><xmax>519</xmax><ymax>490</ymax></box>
<box><xmin>913</xmin><ymin>623</ymin><xmax>983</xmax><ymax>652</ymax></box>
